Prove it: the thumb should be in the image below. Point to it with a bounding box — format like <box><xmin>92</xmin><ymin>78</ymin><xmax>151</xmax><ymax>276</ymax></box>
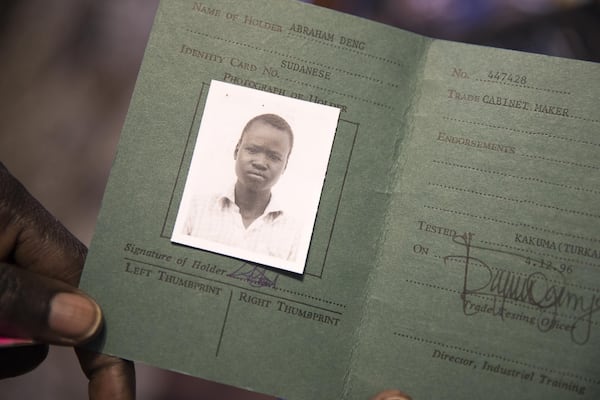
<box><xmin>0</xmin><ymin>263</ymin><xmax>102</xmax><ymax>345</ymax></box>
<box><xmin>370</xmin><ymin>390</ymin><xmax>413</xmax><ymax>400</ymax></box>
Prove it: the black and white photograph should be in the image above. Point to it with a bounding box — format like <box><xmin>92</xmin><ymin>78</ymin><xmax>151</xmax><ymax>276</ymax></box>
<box><xmin>172</xmin><ymin>80</ymin><xmax>340</xmax><ymax>273</ymax></box>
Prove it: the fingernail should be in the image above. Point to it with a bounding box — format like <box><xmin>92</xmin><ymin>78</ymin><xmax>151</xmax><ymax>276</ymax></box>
<box><xmin>380</xmin><ymin>394</ymin><xmax>411</xmax><ymax>400</ymax></box>
<box><xmin>49</xmin><ymin>293</ymin><xmax>102</xmax><ymax>341</ymax></box>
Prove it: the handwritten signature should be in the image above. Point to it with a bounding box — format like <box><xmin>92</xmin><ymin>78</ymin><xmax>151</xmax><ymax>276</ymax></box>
<box><xmin>446</xmin><ymin>232</ymin><xmax>599</xmax><ymax>345</ymax></box>
<box><xmin>228</xmin><ymin>262</ymin><xmax>279</xmax><ymax>288</ymax></box>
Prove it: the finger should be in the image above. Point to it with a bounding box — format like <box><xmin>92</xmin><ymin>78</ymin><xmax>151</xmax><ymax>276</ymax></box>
<box><xmin>370</xmin><ymin>389</ymin><xmax>413</xmax><ymax>400</ymax></box>
<box><xmin>77</xmin><ymin>348</ymin><xmax>136</xmax><ymax>400</ymax></box>
<box><xmin>0</xmin><ymin>162</ymin><xmax>87</xmax><ymax>285</ymax></box>
<box><xmin>0</xmin><ymin>344</ymin><xmax>48</xmax><ymax>379</ymax></box>
<box><xmin>0</xmin><ymin>263</ymin><xmax>101</xmax><ymax>345</ymax></box>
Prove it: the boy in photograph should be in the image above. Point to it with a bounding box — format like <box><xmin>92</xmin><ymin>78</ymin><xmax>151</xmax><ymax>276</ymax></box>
<box><xmin>182</xmin><ymin>113</ymin><xmax>300</xmax><ymax>262</ymax></box>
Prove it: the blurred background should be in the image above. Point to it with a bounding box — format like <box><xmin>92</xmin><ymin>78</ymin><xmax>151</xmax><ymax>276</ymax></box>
<box><xmin>0</xmin><ymin>0</ymin><xmax>598</xmax><ymax>398</ymax></box>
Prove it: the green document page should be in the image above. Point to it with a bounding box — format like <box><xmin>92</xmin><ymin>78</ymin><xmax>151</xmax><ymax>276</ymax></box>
<box><xmin>80</xmin><ymin>1</ymin><xmax>600</xmax><ymax>399</ymax></box>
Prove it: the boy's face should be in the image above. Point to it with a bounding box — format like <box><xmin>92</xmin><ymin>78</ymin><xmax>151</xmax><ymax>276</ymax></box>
<box><xmin>234</xmin><ymin>120</ymin><xmax>292</xmax><ymax>193</ymax></box>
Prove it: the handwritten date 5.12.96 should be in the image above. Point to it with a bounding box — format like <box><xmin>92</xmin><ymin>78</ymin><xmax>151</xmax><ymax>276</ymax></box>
<box><xmin>488</xmin><ymin>71</ymin><xmax>527</xmax><ymax>84</ymax></box>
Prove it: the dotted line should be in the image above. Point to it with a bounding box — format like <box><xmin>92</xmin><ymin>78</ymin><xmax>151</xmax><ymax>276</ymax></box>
<box><xmin>521</xmin><ymin>199</ymin><xmax>599</xmax><ymax>220</ymax></box>
<box><xmin>473</xmin><ymin>78</ymin><xmax>571</xmax><ymax>95</ymax></box>
<box><xmin>332</xmin><ymin>69</ymin><xmax>385</xmax><ymax>85</ymax></box>
<box><xmin>286</xmin><ymin>32</ymin><xmax>405</xmax><ymax>68</ymax></box>
<box><xmin>569</xmin><ymin>115</ymin><xmax>600</xmax><ymax>124</ymax></box>
<box><xmin>407</xmin><ymin>267</ymin><xmax>550</xmax><ymax>315</ymax></box>
<box><xmin>442</xmin><ymin>259</ymin><xmax>552</xmax><ymax>301</ymax></box>
<box><xmin>187</xmin><ymin>29</ymin><xmax>367</xmax><ymax>81</ymax></box>
<box><xmin>185</xmin><ymin>30</ymin><xmax>394</xmax><ymax>110</ymax></box>
<box><xmin>405</xmin><ymin>279</ymin><xmax>460</xmax><ymax>294</ymax></box>
<box><xmin>393</xmin><ymin>332</ymin><xmax>599</xmax><ymax>384</ymax></box>
<box><xmin>520</xmin><ymin>222</ymin><xmax>600</xmax><ymax>244</ymax></box>
<box><xmin>262</xmin><ymin>39</ymin><xmax>387</xmax><ymax>86</ymax></box>
<box><xmin>228</xmin><ymin>275</ymin><xmax>277</xmax><ymax>288</ymax></box>
<box><xmin>430</xmin><ymin>183</ymin><xmax>519</xmax><ymax>203</ymax></box>
<box><xmin>187</xmin><ymin>29</ymin><xmax>398</xmax><ymax>88</ymax></box>
<box><xmin>518</xmin><ymin>153</ymin><xmax>600</xmax><ymax>171</ymax></box>
<box><xmin>465</xmin><ymin>293</ymin><xmax>543</xmax><ymax>313</ymax></box>
<box><xmin>281</xmin><ymin>77</ymin><xmax>393</xmax><ymax>110</ymax></box>
<box><xmin>431</xmin><ymin>160</ymin><xmax>600</xmax><ymax>196</ymax></box>
<box><xmin>435</xmin><ymin>258</ymin><xmax>600</xmax><ymax>319</ymax></box>
<box><xmin>281</xmin><ymin>36</ymin><xmax>404</xmax><ymax>89</ymax></box>
<box><xmin>478</xmin><ymin>240</ymin><xmax>600</xmax><ymax>271</ymax></box>
<box><xmin>429</xmin><ymin>182</ymin><xmax>600</xmax><ymax>220</ymax></box>
<box><xmin>424</xmin><ymin>205</ymin><xmax>518</xmax><ymax>226</ymax></box>
<box><xmin>188</xmin><ymin>29</ymin><xmax>276</xmax><ymax>55</ymax></box>
<box><xmin>275</xmin><ymin>287</ymin><xmax>346</xmax><ymax>308</ymax></box>
<box><xmin>424</xmin><ymin>202</ymin><xmax>599</xmax><ymax>244</ymax></box>
<box><xmin>442</xmin><ymin>254</ymin><xmax>600</xmax><ymax>294</ymax></box>
<box><xmin>410</xmin><ymin>261</ymin><xmax>600</xmax><ymax>330</ymax></box>
<box><xmin>442</xmin><ymin>116</ymin><xmax>600</xmax><ymax>148</ymax></box>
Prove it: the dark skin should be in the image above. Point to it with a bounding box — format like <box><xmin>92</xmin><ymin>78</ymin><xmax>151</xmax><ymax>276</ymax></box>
<box><xmin>0</xmin><ymin>162</ymin><xmax>134</xmax><ymax>399</ymax></box>
<box><xmin>370</xmin><ymin>390</ymin><xmax>413</xmax><ymax>400</ymax></box>
<box><xmin>233</xmin><ymin>120</ymin><xmax>292</xmax><ymax>228</ymax></box>
<box><xmin>0</xmin><ymin>162</ymin><xmax>410</xmax><ymax>400</ymax></box>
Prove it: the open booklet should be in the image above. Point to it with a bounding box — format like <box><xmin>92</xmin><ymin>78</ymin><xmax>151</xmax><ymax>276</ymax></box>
<box><xmin>80</xmin><ymin>0</ymin><xmax>600</xmax><ymax>399</ymax></box>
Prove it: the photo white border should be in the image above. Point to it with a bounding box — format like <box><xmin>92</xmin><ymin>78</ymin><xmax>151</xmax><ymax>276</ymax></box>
<box><xmin>171</xmin><ymin>80</ymin><xmax>340</xmax><ymax>274</ymax></box>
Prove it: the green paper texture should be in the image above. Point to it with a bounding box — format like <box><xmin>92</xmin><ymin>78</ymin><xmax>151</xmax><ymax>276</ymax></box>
<box><xmin>80</xmin><ymin>1</ymin><xmax>600</xmax><ymax>399</ymax></box>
